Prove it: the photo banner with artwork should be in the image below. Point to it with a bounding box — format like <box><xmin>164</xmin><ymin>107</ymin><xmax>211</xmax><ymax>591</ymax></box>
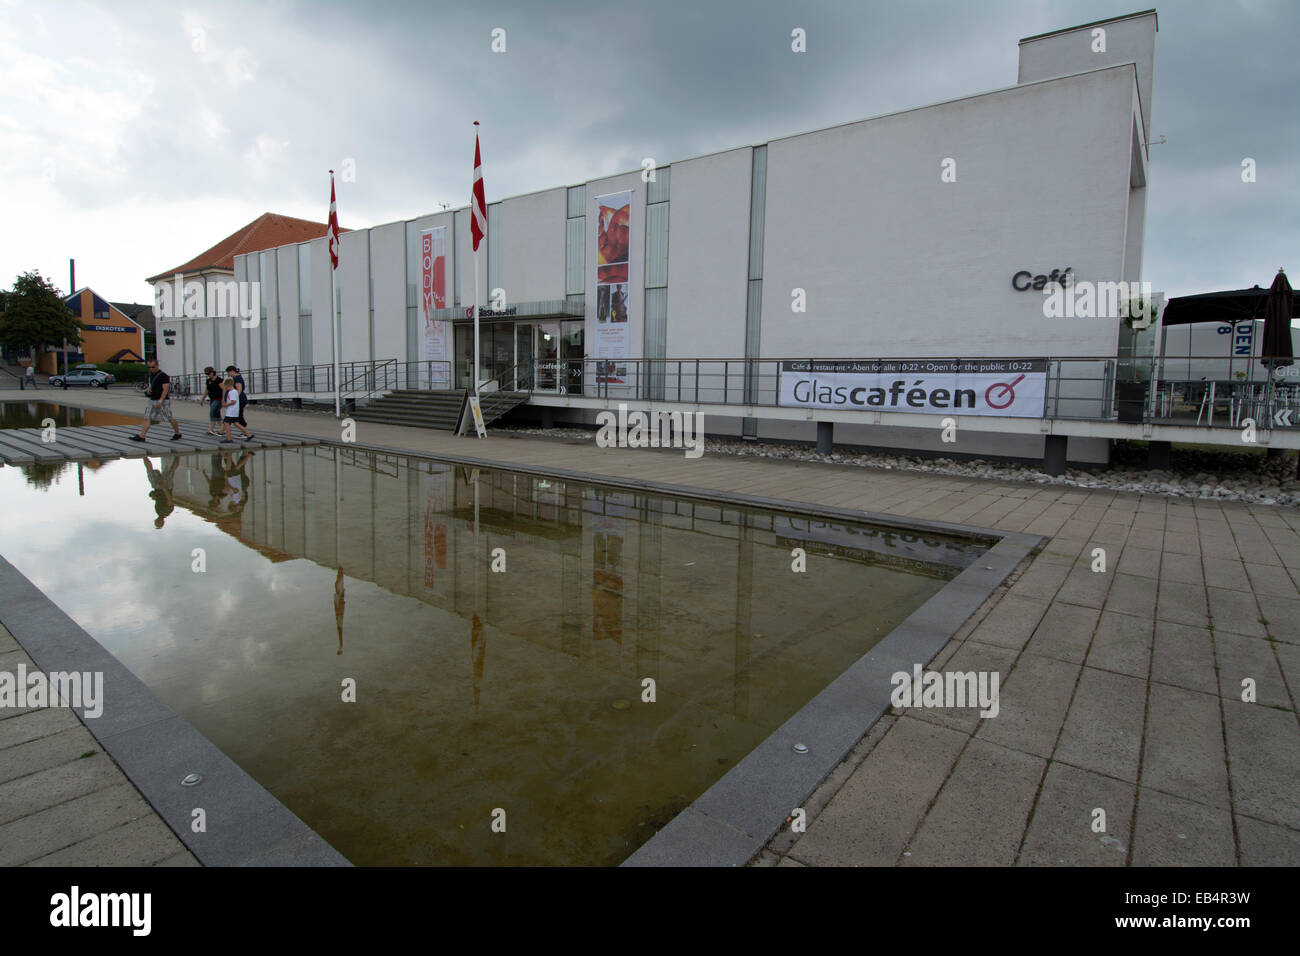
<box><xmin>421</xmin><ymin>227</ymin><xmax>449</xmax><ymax>387</ymax></box>
<box><xmin>777</xmin><ymin>359</ymin><xmax>1048</xmax><ymax>418</ymax></box>
<box><xmin>594</xmin><ymin>190</ymin><xmax>631</xmax><ymax>384</ymax></box>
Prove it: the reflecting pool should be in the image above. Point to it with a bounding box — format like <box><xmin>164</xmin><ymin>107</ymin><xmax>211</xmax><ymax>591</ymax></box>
<box><xmin>0</xmin><ymin>442</ymin><xmax>984</xmax><ymax>865</ymax></box>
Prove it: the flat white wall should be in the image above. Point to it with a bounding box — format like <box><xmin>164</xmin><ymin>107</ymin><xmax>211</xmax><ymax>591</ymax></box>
<box><xmin>371</xmin><ymin>221</ymin><xmax>406</xmax><ymax>364</ymax></box>
<box><xmin>310</xmin><ymin>237</ymin><xmax>332</xmax><ymax>369</ymax></box>
<box><xmin>339</xmin><ymin>230</ymin><xmax>369</xmax><ymax>362</ymax></box>
<box><xmin>759</xmin><ymin>65</ymin><xmax>1137</xmax><ymax>362</ymax></box>
<box><xmin>242</xmin><ymin>257</ymin><xmax>264</xmax><ymax>372</ymax></box>
<box><xmin>666</xmin><ymin>147</ymin><xmax>752</xmax><ymax>358</ymax></box>
<box><xmin>153</xmin><ymin>273</ymin><xmax>238</xmax><ymax>375</ymax></box>
<box><xmin>1018</xmin><ymin>11</ymin><xmax>1156</xmax><ymax>139</ymax></box>
<box><xmin>277</xmin><ymin>245</ymin><xmax>299</xmax><ymax>368</ymax></box>
<box><xmin>500</xmin><ymin>187</ymin><xmax>566</xmax><ymax>304</ymax></box>
<box><xmin>237</xmin><ymin>258</ymin><xmax>254</xmax><ymax>372</ymax></box>
<box><xmin>454</xmin><ymin>208</ymin><xmax>483</xmax><ymax>308</ymax></box>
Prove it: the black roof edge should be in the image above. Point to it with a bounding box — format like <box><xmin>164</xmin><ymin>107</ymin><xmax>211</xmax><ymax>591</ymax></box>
<box><xmin>1020</xmin><ymin>9</ymin><xmax>1157</xmax><ymax>44</ymax></box>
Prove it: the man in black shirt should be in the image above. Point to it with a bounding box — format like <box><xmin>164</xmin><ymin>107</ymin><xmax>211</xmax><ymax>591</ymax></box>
<box><xmin>203</xmin><ymin>366</ymin><xmax>224</xmax><ymax>435</ymax></box>
<box><xmin>130</xmin><ymin>359</ymin><xmax>183</xmax><ymax>442</ymax></box>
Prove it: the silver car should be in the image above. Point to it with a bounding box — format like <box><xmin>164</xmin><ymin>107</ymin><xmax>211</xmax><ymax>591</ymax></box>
<box><xmin>49</xmin><ymin>368</ymin><xmax>115</xmax><ymax>387</ymax></box>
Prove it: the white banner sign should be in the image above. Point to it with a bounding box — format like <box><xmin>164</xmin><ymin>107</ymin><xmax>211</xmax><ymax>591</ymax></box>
<box><xmin>778</xmin><ymin>359</ymin><xmax>1048</xmax><ymax>418</ymax></box>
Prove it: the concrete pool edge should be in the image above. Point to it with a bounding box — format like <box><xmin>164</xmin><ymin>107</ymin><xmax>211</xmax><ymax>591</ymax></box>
<box><xmin>619</xmin><ymin>529</ymin><xmax>1038</xmax><ymax>866</ymax></box>
<box><xmin>0</xmin><ymin>556</ymin><xmax>352</xmax><ymax>867</ymax></box>
<box><xmin>331</xmin><ymin>439</ymin><xmax>1042</xmax><ymax>866</ymax></box>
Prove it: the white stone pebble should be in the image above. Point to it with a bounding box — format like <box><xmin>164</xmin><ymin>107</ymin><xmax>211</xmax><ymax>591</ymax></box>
<box><xmin>501</xmin><ymin>425</ymin><xmax>1300</xmax><ymax>507</ymax></box>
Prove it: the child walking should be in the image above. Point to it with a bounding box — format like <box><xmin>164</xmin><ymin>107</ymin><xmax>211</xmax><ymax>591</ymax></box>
<box><xmin>220</xmin><ymin>376</ymin><xmax>240</xmax><ymax>443</ymax></box>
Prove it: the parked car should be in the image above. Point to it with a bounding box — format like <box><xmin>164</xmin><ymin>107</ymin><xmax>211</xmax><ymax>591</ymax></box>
<box><xmin>49</xmin><ymin>368</ymin><xmax>115</xmax><ymax>387</ymax></box>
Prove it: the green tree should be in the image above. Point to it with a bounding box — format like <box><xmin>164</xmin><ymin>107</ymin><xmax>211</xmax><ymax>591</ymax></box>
<box><xmin>0</xmin><ymin>271</ymin><xmax>83</xmax><ymax>360</ymax></box>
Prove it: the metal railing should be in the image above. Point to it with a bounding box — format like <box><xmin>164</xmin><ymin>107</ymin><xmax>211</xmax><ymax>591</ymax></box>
<box><xmin>479</xmin><ymin>359</ymin><xmax>536</xmax><ymax>397</ymax></box>
<box><xmin>156</xmin><ymin>354</ymin><xmax>1300</xmax><ymax>429</ymax></box>
<box><xmin>535</xmin><ymin>356</ymin><xmax>1300</xmax><ymax>430</ymax></box>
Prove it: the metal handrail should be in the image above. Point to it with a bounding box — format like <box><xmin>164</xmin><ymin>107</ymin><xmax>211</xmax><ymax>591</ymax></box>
<box><xmin>340</xmin><ymin>358</ymin><xmax>398</xmax><ymax>404</ymax></box>
<box><xmin>479</xmin><ymin>359</ymin><xmax>536</xmax><ymax>396</ymax></box>
<box><xmin>156</xmin><ymin>353</ymin><xmax>1298</xmax><ymax>429</ymax></box>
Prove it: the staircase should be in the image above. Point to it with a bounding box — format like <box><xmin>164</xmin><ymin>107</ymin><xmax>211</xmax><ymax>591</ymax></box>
<box><xmin>350</xmin><ymin>389</ymin><xmax>531</xmax><ymax>431</ymax></box>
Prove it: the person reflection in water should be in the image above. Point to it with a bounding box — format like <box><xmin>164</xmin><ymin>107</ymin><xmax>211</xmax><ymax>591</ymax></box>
<box><xmin>334</xmin><ymin>566</ymin><xmax>345</xmax><ymax>656</ymax></box>
<box><xmin>201</xmin><ymin>451</ymin><xmax>227</xmax><ymax>512</ymax></box>
<box><xmin>221</xmin><ymin>450</ymin><xmax>253</xmax><ymax>515</ymax></box>
<box><xmin>143</xmin><ymin>456</ymin><xmax>179</xmax><ymax>529</ymax></box>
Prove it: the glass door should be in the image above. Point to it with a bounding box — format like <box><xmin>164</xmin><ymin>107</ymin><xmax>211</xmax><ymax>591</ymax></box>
<box><xmin>455</xmin><ymin>325</ymin><xmax>472</xmax><ymax>390</ymax></box>
<box><xmin>536</xmin><ymin>323</ymin><xmax>560</xmax><ymax>392</ymax></box>
<box><xmin>561</xmin><ymin>321</ymin><xmax>584</xmax><ymax>395</ymax></box>
<box><xmin>516</xmin><ymin>324</ymin><xmax>534</xmax><ymax>392</ymax></box>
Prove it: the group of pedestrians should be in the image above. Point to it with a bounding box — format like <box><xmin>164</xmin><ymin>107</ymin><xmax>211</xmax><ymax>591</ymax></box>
<box><xmin>202</xmin><ymin>365</ymin><xmax>255</xmax><ymax>442</ymax></box>
<box><xmin>130</xmin><ymin>360</ymin><xmax>254</xmax><ymax>443</ymax></box>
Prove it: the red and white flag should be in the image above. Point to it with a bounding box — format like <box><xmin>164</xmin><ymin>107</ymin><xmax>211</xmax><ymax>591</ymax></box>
<box><xmin>327</xmin><ymin>170</ymin><xmax>341</xmax><ymax>270</ymax></box>
<box><xmin>471</xmin><ymin>126</ymin><xmax>486</xmax><ymax>252</ymax></box>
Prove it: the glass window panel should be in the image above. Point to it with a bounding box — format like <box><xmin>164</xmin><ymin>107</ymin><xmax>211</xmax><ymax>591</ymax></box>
<box><xmin>646</xmin><ymin>165</ymin><xmax>670</xmax><ymax>204</ymax></box>
<box><xmin>298</xmin><ymin>244</ymin><xmax>311</xmax><ymax>314</ymax></box>
<box><xmin>566</xmin><ymin>185</ymin><xmax>586</xmax><ymax>219</ymax></box>
<box><xmin>566</xmin><ymin>218</ymin><xmax>585</xmax><ymax>295</ymax></box>
<box><xmin>644</xmin><ymin>202</ymin><xmax>669</xmax><ymax>289</ymax></box>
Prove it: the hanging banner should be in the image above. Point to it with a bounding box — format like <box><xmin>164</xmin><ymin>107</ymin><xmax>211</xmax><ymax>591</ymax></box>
<box><xmin>421</xmin><ymin>227</ymin><xmax>449</xmax><ymax>388</ymax></box>
<box><xmin>777</xmin><ymin>359</ymin><xmax>1049</xmax><ymax>418</ymax></box>
<box><xmin>594</xmin><ymin>190</ymin><xmax>631</xmax><ymax>385</ymax></box>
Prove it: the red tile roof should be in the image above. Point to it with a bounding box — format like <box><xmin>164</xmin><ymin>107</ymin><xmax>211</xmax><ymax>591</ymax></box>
<box><xmin>146</xmin><ymin>212</ymin><xmax>349</xmax><ymax>282</ymax></box>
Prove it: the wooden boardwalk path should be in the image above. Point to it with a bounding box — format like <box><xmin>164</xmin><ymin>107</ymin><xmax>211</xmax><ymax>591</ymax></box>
<box><xmin>0</xmin><ymin>421</ymin><xmax>320</xmax><ymax>465</ymax></box>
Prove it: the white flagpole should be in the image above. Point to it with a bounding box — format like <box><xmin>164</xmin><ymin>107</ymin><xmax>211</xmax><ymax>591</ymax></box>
<box><xmin>472</xmin><ymin>122</ymin><xmax>481</xmax><ymax>397</ymax></box>
<box><xmin>473</xmin><ymin>250</ymin><xmax>480</xmax><ymax>395</ymax></box>
<box><xmin>330</xmin><ymin>170</ymin><xmax>341</xmax><ymax>417</ymax></box>
<box><xmin>331</xmin><ymin>267</ymin><xmax>340</xmax><ymax>417</ymax></box>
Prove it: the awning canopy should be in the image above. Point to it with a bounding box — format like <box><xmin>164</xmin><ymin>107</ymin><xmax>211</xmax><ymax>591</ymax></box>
<box><xmin>1162</xmin><ymin>285</ymin><xmax>1300</xmax><ymax>326</ymax></box>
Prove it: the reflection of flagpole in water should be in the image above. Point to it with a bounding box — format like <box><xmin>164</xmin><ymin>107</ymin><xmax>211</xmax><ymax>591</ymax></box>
<box><xmin>471</xmin><ymin>471</ymin><xmax>486</xmax><ymax>713</ymax></box>
<box><xmin>334</xmin><ymin>566</ymin><xmax>345</xmax><ymax>655</ymax></box>
<box><xmin>334</xmin><ymin>449</ymin><xmax>342</xmax><ymax>568</ymax></box>
<box><xmin>471</xmin><ymin>612</ymin><xmax>484</xmax><ymax>713</ymax></box>
<box><xmin>77</xmin><ymin>463</ymin><xmax>84</xmax><ymax>497</ymax></box>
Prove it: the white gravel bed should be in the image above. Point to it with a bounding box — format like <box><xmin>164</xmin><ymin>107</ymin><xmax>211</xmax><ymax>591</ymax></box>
<box><xmin>499</xmin><ymin>425</ymin><xmax>1300</xmax><ymax>506</ymax></box>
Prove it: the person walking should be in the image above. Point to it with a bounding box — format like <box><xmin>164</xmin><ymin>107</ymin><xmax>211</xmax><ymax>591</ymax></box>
<box><xmin>220</xmin><ymin>375</ymin><xmax>239</xmax><ymax>442</ymax></box>
<box><xmin>130</xmin><ymin>359</ymin><xmax>183</xmax><ymax>442</ymax></box>
<box><xmin>224</xmin><ymin>365</ymin><xmax>254</xmax><ymax>440</ymax></box>
<box><xmin>23</xmin><ymin>363</ymin><xmax>35</xmax><ymax>390</ymax></box>
<box><xmin>203</xmin><ymin>367</ymin><xmax>224</xmax><ymax>435</ymax></box>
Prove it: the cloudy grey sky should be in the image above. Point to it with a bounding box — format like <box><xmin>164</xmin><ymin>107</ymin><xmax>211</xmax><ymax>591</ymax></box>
<box><xmin>1</xmin><ymin>0</ymin><xmax>1295</xmax><ymax>306</ymax></box>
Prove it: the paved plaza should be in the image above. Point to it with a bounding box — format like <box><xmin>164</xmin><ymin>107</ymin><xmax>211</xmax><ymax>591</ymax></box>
<box><xmin>3</xmin><ymin>387</ymin><xmax>1298</xmax><ymax>866</ymax></box>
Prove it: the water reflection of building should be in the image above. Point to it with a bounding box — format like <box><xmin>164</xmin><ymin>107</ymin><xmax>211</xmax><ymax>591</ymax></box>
<box><xmin>40</xmin><ymin>444</ymin><xmax>987</xmax><ymax>866</ymax></box>
<box><xmin>163</xmin><ymin>446</ymin><xmax>976</xmax><ymax>717</ymax></box>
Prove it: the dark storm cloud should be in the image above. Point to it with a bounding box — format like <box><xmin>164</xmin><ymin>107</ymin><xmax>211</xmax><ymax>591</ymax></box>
<box><xmin>2</xmin><ymin>0</ymin><xmax>1296</xmax><ymax>301</ymax></box>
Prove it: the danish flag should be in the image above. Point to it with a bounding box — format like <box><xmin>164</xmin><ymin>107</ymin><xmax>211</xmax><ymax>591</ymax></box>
<box><xmin>327</xmin><ymin>170</ymin><xmax>341</xmax><ymax>270</ymax></box>
<box><xmin>471</xmin><ymin>124</ymin><xmax>486</xmax><ymax>252</ymax></box>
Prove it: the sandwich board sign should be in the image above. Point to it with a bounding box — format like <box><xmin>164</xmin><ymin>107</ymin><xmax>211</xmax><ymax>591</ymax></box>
<box><xmin>467</xmin><ymin>395</ymin><xmax>487</xmax><ymax>438</ymax></box>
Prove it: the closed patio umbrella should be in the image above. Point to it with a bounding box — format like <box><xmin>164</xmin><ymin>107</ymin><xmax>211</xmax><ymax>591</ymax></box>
<box><xmin>1261</xmin><ymin>268</ymin><xmax>1294</xmax><ymax>368</ymax></box>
